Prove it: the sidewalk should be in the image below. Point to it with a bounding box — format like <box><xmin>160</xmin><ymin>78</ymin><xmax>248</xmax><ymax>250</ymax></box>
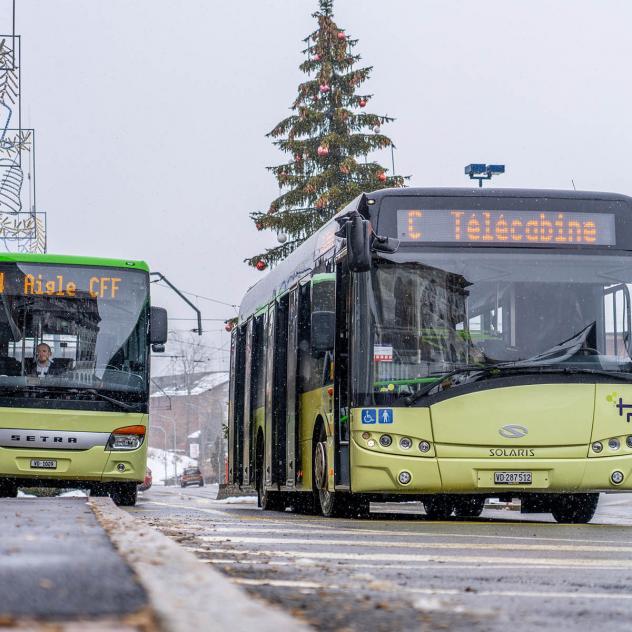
<box><xmin>0</xmin><ymin>496</ymin><xmax>307</xmax><ymax>631</ymax></box>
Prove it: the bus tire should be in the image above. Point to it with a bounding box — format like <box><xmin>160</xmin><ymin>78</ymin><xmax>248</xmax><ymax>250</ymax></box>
<box><xmin>0</xmin><ymin>480</ymin><xmax>17</xmax><ymax>498</ymax></box>
<box><xmin>551</xmin><ymin>493</ymin><xmax>599</xmax><ymax>524</ymax></box>
<box><xmin>313</xmin><ymin>425</ymin><xmax>342</xmax><ymax>518</ymax></box>
<box><xmin>424</xmin><ymin>495</ymin><xmax>455</xmax><ymax>520</ymax></box>
<box><xmin>453</xmin><ymin>496</ymin><xmax>485</xmax><ymax>518</ymax></box>
<box><xmin>110</xmin><ymin>482</ymin><xmax>138</xmax><ymax>506</ymax></box>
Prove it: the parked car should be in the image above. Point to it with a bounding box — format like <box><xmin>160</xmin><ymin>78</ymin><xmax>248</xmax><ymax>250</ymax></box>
<box><xmin>138</xmin><ymin>467</ymin><xmax>152</xmax><ymax>491</ymax></box>
<box><xmin>180</xmin><ymin>467</ymin><xmax>204</xmax><ymax>488</ymax></box>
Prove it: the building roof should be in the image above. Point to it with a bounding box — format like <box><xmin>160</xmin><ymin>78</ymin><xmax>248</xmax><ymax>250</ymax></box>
<box><xmin>151</xmin><ymin>371</ymin><xmax>229</xmax><ymax>398</ymax></box>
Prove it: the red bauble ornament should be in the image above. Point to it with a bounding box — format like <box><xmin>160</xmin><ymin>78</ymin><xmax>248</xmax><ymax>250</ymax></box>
<box><xmin>317</xmin><ymin>145</ymin><xmax>329</xmax><ymax>157</ymax></box>
<box><xmin>255</xmin><ymin>221</ymin><xmax>262</xmax><ymax>230</ymax></box>
<box><xmin>378</xmin><ymin>172</ymin><xmax>387</xmax><ymax>182</ymax></box>
<box><xmin>256</xmin><ymin>260</ymin><xmax>267</xmax><ymax>271</ymax></box>
<box><xmin>319</xmin><ymin>83</ymin><xmax>330</xmax><ymax>93</ymax></box>
<box><xmin>294</xmin><ymin>153</ymin><xmax>302</xmax><ymax>161</ymax></box>
<box><xmin>225</xmin><ymin>322</ymin><xmax>234</xmax><ymax>333</ymax></box>
<box><xmin>313</xmin><ymin>53</ymin><xmax>321</xmax><ymax>62</ymax></box>
<box><xmin>337</xmin><ymin>31</ymin><xmax>346</xmax><ymax>40</ymax></box>
<box><xmin>359</xmin><ymin>99</ymin><xmax>367</xmax><ymax>108</ymax></box>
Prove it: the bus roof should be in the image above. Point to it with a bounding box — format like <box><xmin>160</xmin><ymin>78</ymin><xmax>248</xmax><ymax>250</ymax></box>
<box><xmin>359</xmin><ymin>187</ymin><xmax>632</xmax><ymax>203</ymax></box>
<box><xmin>0</xmin><ymin>253</ymin><xmax>150</xmax><ymax>272</ymax></box>
<box><xmin>239</xmin><ymin>187</ymin><xmax>632</xmax><ymax>323</ymax></box>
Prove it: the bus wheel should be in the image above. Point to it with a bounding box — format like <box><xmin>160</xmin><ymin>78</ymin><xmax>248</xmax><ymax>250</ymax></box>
<box><xmin>551</xmin><ymin>493</ymin><xmax>599</xmax><ymax>524</ymax></box>
<box><xmin>110</xmin><ymin>482</ymin><xmax>138</xmax><ymax>507</ymax></box>
<box><xmin>313</xmin><ymin>428</ymin><xmax>339</xmax><ymax>517</ymax></box>
<box><xmin>453</xmin><ymin>496</ymin><xmax>485</xmax><ymax>518</ymax></box>
<box><xmin>0</xmin><ymin>480</ymin><xmax>17</xmax><ymax>497</ymax></box>
<box><xmin>424</xmin><ymin>495</ymin><xmax>455</xmax><ymax>520</ymax></box>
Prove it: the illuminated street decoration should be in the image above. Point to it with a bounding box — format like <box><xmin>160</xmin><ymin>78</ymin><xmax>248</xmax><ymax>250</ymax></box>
<box><xmin>0</xmin><ymin>1</ymin><xmax>46</xmax><ymax>253</ymax></box>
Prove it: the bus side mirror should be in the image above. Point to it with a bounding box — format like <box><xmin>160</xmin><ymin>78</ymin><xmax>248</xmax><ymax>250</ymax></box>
<box><xmin>150</xmin><ymin>307</ymin><xmax>168</xmax><ymax>350</ymax></box>
<box><xmin>346</xmin><ymin>215</ymin><xmax>371</xmax><ymax>272</ymax></box>
<box><xmin>311</xmin><ymin>311</ymin><xmax>335</xmax><ymax>352</ymax></box>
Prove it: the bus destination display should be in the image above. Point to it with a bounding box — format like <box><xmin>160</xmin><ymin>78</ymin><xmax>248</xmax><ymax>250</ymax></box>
<box><xmin>0</xmin><ymin>271</ymin><xmax>123</xmax><ymax>299</ymax></box>
<box><xmin>397</xmin><ymin>209</ymin><xmax>616</xmax><ymax>246</ymax></box>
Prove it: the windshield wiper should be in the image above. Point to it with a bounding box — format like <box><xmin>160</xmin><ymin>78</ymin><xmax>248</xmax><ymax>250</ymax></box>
<box><xmin>405</xmin><ymin>365</ymin><xmax>632</xmax><ymax>406</ymax></box>
<box><xmin>405</xmin><ymin>365</ymin><xmax>491</xmax><ymax>406</ymax></box>
<box><xmin>81</xmin><ymin>389</ymin><xmax>137</xmax><ymax>411</ymax></box>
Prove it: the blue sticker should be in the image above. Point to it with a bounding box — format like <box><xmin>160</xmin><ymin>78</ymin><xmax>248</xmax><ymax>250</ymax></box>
<box><xmin>361</xmin><ymin>409</ymin><xmax>377</xmax><ymax>424</ymax></box>
<box><xmin>378</xmin><ymin>409</ymin><xmax>393</xmax><ymax>424</ymax></box>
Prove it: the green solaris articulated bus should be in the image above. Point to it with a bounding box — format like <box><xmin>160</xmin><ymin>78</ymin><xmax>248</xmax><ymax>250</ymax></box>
<box><xmin>229</xmin><ymin>188</ymin><xmax>632</xmax><ymax>523</ymax></box>
<box><xmin>0</xmin><ymin>254</ymin><xmax>168</xmax><ymax>506</ymax></box>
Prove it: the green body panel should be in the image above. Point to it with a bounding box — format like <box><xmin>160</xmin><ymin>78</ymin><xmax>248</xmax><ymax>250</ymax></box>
<box><xmin>0</xmin><ymin>252</ymin><xmax>149</xmax><ymax>272</ymax></box>
<box><xmin>298</xmin><ymin>388</ymin><xmax>332</xmax><ymax>491</ymax></box>
<box><xmin>0</xmin><ymin>408</ymin><xmax>147</xmax><ymax>483</ymax></box>
<box><xmin>349</xmin><ymin>384</ymin><xmax>632</xmax><ymax>494</ymax></box>
<box><xmin>431</xmin><ymin>384</ymin><xmax>595</xmax><ymax>447</ymax></box>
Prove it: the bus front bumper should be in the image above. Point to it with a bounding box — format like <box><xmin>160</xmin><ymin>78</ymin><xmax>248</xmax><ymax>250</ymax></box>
<box><xmin>0</xmin><ymin>445</ymin><xmax>147</xmax><ymax>484</ymax></box>
<box><xmin>350</xmin><ymin>442</ymin><xmax>632</xmax><ymax>493</ymax></box>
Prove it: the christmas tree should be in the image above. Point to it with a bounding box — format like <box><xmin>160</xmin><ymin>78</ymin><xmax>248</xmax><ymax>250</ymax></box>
<box><xmin>247</xmin><ymin>0</ymin><xmax>407</xmax><ymax>269</ymax></box>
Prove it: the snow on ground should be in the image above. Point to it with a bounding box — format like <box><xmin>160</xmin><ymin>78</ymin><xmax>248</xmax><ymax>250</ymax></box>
<box><xmin>59</xmin><ymin>490</ymin><xmax>88</xmax><ymax>497</ymax></box>
<box><xmin>147</xmin><ymin>447</ymin><xmax>197</xmax><ymax>485</ymax></box>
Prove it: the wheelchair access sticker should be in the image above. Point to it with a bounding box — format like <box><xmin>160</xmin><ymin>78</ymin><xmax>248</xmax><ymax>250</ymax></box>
<box><xmin>361</xmin><ymin>409</ymin><xmax>393</xmax><ymax>424</ymax></box>
<box><xmin>361</xmin><ymin>409</ymin><xmax>377</xmax><ymax>424</ymax></box>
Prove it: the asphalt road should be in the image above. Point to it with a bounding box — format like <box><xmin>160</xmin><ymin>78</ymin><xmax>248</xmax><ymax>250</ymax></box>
<box><xmin>128</xmin><ymin>486</ymin><xmax>632</xmax><ymax>631</ymax></box>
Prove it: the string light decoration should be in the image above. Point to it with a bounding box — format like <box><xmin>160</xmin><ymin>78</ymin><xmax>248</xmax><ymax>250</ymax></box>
<box><xmin>246</xmin><ymin>0</ymin><xmax>407</xmax><ymax>269</ymax></box>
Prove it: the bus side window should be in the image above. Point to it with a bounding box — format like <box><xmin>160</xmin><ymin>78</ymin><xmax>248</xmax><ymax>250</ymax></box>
<box><xmin>310</xmin><ymin>276</ymin><xmax>335</xmax><ymax>387</ymax></box>
<box><xmin>297</xmin><ymin>282</ymin><xmax>312</xmax><ymax>394</ymax></box>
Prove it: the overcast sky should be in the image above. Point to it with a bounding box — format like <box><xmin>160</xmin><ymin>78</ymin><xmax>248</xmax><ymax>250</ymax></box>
<box><xmin>14</xmin><ymin>0</ymin><xmax>632</xmax><ymax>374</ymax></box>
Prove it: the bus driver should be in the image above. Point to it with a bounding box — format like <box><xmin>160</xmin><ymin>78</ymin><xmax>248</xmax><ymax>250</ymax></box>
<box><xmin>32</xmin><ymin>343</ymin><xmax>65</xmax><ymax>378</ymax></box>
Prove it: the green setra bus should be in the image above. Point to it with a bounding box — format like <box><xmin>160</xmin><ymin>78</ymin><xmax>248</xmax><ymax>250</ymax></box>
<box><xmin>0</xmin><ymin>254</ymin><xmax>168</xmax><ymax>505</ymax></box>
<box><xmin>228</xmin><ymin>188</ymin><xmax>632</xmax><ymax>523</ymax></box>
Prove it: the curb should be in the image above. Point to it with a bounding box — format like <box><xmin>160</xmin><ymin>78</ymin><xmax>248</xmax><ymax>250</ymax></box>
<box><xmin>89</xmin><ymin>497</ymin><xmax>310</xmax><ymax>632</ymax></box>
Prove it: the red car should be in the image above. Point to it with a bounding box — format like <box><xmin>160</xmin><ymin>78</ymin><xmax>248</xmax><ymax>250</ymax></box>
<box><xmin>138</xmin><ymin>467</ymin><xmax>152</xmax><ymax>491</ymax></box>
<box><xmin>180</xmin><ymin>467</ymin><xmax>204</xmax><ymax>487</ymax></box>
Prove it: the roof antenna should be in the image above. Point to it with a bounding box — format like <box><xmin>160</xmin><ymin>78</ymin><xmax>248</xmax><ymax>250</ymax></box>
<box><xmin>571</xmin><ymin>179</ymin><xmax>577</xmax><ymax>191</ymax></box>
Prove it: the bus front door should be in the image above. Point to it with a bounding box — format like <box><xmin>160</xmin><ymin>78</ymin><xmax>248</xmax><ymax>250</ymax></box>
<box><xmin>334</xmin><ymin>260</ymin><xmax>351</xmax><ymax>487</ymax></box>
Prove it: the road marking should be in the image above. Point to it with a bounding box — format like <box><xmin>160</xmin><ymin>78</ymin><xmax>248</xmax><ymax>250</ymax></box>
<box><xmin>409</xmin><ymin>587</ymin><xmax>632</xmax><ymax>601</ymax></box>
<box><xmin>143</xmin><ymin>500</ymin><xmax>227</xmax><ymax>517</ymax></box>
<box><xmin>233</xmin><ymin>578</ymin><xmax>323</xmax><ymax>589</ymax></box>
<box><xmin>230</xmin><ymin>578</ymin><xmax>632</xmax><ymax>602</ymax></box>
<box><xmin>200</xmin><ymin>557</ymin><xmax>626</xmax><ymax>572</ymax></box>
<box><xmin>198</xmin><ymin>534</ymin><xmax>632</xmax><ymax>555</ymax></box>
<box><xmin>190</xmin><ymin>547</ymin><xmax>632</xmax><ymax>568</ymax></box>
<box><xmin>202</xmin><ymin>524</ymin><xmax>631</xmax><ymax>546</ymax></box>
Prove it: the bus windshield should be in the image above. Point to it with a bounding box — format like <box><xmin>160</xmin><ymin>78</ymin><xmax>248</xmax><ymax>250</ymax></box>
<box><xmin>0</xmin><ymin>262</ymin><xmax>148</xmax><ymax>396</ymax></box>
<box><xmin>358</xmin><ymin>252</ymin><xmax>632</xmax><ymax>404</ymax></box>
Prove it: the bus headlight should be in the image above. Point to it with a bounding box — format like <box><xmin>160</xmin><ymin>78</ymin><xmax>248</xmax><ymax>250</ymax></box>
<box><xmin>592</xmin><ymin>441</ymin><xmax>603</xmax><ymax>454</ymax></box>
<box><xmin>379</xmin><ymin>434</ymin><xmax>392</xmax><ymax>447</ymax></box>
<box><xmin>627</xmin><ymin>436</ymin><xmax>632</xmax><ymax>449</ymax></box>
<box><xmin>400</xmin><ymin>437</ymin><xmax>412</xmax><ymax>450</ymax></box>
<box><xmin>418</xmin><ymin>440</ymin><xmax>431</xmax><ymax>453</ymax></box>
<box><xmin>106</xmin><ymin>425</ymin><xmax>146</xmax><ymax>451</ymax></box>
<box><xmin>611</xmin><ymin>471</ymin><xmax>624</xmax><ymax>485</ymax></box>
<box><xmin>398</xmin><ymin>471</ymin><xmax>412</xmax><ymax>485</ymax></box>
<box><xmin>608</xmin><ymin>438</ymin><xmax>620</xmax><ymax>451</ymax></box>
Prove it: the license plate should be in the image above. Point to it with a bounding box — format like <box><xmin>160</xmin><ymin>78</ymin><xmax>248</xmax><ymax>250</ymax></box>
<box><xmin>30</xmin><ymin>459</ymin><xmax>57</xmax><ymax>469</ymax></box>
<box><xmin>494</xmin><ymin>471</ymin><xmax>532</xmax><ymax>485</ymax></box>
